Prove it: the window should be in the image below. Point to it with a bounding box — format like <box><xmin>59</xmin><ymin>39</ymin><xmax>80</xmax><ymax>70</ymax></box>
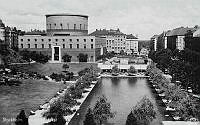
<box><xmin>60</xmin><ymin>23</ymin><xmax>62</xmax><ymax>27</ymax></box>
<box><xmin>91</xmin><ymin>44</ymin><xmax>93</xmax><ymax>49</ymax></box>
<box><xmin>84</xmin><ymin>44</ymin><xmax>86</xmax><ymax>49</ymax></box>
<box><xmin>21</xmin><ymin>39</ymin><xmax>23</xmax><ymax>42</ymax></box>
<box><xmin>21</xmin><ymin>44</ymin><xmax>23</xmax><ymax>48</ymax></box>
<box><xmin>91</xmin><ymin>39</ymin><xmax>93</xmax><ymax>42</ymax></box>
<box><xmin>84</xmin><ymin>39</ymin><xmax>86</xmax><ymax>42</ymax></box>
<box><xmin>63</xmin><ymin>44</ymin><xmax>65</xmax><ymax>48</ymax></box>
<box><xmin>48</xmin><ymin>39</ymin><xmax>51</xmax><ymax>42</ymax></box>
<box><xmin>74</xmin><ymin>24</ymin><xmax>76</xmax><ymax>30</ymax></box>
<box><xmin>42</xmin><ymin>44</ymin><xmax>44</xmax><ymax>48</ymax></box>
<box><xmin>54</xmin><ymin>23</ymin><xmax>56</xmax><ymax>26</ymax></box>
<box><xmin>49</xmin><ymin>44</ymin><xmax>51</xmax><ymax>48</ymax></box>
<box><xmin>55</xmin><ymin>39</ymin><xmax>58</xmax><ymax>42</ymax></box>
<box><xmin>28</xmin><ymin>44</ymin><xmax>30</xmax><ymax>48</ymax></box>
<box><xmin>35</xmin><ymin>44</ymin><xmax>37</xmax><ymax>48</ymax></box>
<box><xmin>77</xmin><ymin>44</ymin><xmax>79</xmax><ymax>49</ymax></box>
<box><xmin>67</xmin><ymin>23</ymin><xmax>69</xmax><ymax>29</ymax></box>
<box><xmin>41</xmin><ymin>39</ymin><xmax>44</xmax><ymax>42</ymax></box>
<box><xmin>49</xmin><ymin>24</ymin><xmax>51</xmax><ymax>29</ymax></box>
<box><xmin>28</xmin><ymin>39</ymin><xmax>30</xmax><ymax>41</ymax></box>
<box><xmin>80</xmin><ymin>24</ymin><xmax>82</xmax><ymax>30</ymax></box>
<box><xmin>62</xmin><ymin>39</ymin><xmax>65</xmax><ymax>42</ymax></box>
<box><xmin>34</xmin><ymin>39</ymin><xmax>37</xmax><ymax>42</ymax></box>
<box><xmin>69</xmin><ymin>39</ymin><xmax>72</xmax><ymax>42</ymax></box>
<box><xmin>70</xmin><ymin>44</ymin><xmax>72</xmax><ymax>49</ymax></box>
<box><xmin>77</xmin><ymin>39</ymin><xmax>79</xmax><ymax>42</ymax></box>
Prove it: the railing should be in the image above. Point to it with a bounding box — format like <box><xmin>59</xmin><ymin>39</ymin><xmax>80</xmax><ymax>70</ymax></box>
<box><xmin>98</xmin><ymin>63</ymin><xmax>148</xmax><ymax>70</ymax></box>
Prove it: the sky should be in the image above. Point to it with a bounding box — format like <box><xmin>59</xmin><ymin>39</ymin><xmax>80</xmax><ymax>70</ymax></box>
<box><xmin>0</xmin><ymin>0</ymin><xmax>200</xmax><ymax>39</ymax></box>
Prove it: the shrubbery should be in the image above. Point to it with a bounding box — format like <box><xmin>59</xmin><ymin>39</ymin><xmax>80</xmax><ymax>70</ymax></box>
<box><xmin>43</xmin><ymin>65</ymin><xmax>99</xmax><ymax>123</ymax></box>
<box><xmin>50</xmin><ymin>72</ymin><xmax>73</xmax><ymax>81</ymax></box>
<box><xmin>78</xmin><ymin>53</ymin><xmax>88</xmax><ymax>62</ymax></box>
<box><xmin>20</xmin><ymin>50</ymin><xmax>50</xmax><ymax>63</ymax></box>
<box><xmin>62</xmin><ymin>54</ymin><xmax>72</xmax><ymax>62</ymax></box>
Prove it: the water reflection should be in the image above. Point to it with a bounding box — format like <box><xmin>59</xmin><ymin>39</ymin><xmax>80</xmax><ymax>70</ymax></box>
<box><xmin>111</xmin><ymin>77</ymin><xmax>120</xmax><ymax>85</ymax></box>
<box><xmin>128</xmin><ymin>77</ymin><xmax>137</xmax><ymax>87</ymax></box>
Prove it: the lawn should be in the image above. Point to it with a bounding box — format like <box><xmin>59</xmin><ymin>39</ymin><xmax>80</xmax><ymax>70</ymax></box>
<box><xmin>10</xmin><ymin>62</ymin><xmax>98</xmax><ymax>76</ymax></box>
<box><xmin>0</xmin><ymin>62</ymin><xmax>98</xmax><ymax>125</ymax></box>
<box><xmin>0</xmin><ymin>79</ymin><xmax>69</xmax><ymax>125</ymax></box>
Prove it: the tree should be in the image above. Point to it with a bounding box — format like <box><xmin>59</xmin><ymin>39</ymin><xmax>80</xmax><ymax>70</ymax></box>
<box><xmin>128</xmin><ymin>66</ymin><xmax>136</xmax><ymax>74</ymax></box>
<box><xmin>15</xmin><ymin>110</ymin><xmax>28</xmax><ymax>125</ymax></box>
<box><xmin>93</xmin><ymin>95</ymin><xmax>115</xmax><ymax>125</ymax></box>
<box><xmin>62</xmin><ymin>63</ymin><xmax>69</xmax><ymax>71</ymax></box>
<box><xmin>43</xmin><ymin>100</ymin><xmax>66</xmax><ymax>125</ymax></box>
<box><xmin>111</xmin><ymin>65</ymin><xmax>119</xmax><ymax>74</ymax></box>
<box><xmin>120</xmin><ymin>50</ymin><xmax>125</xmax><ymax>55</ymax></box>
<box><xmin>126</xmin><ymin>111</ymin><xmax>137</xmax><ymax>125</ymax></box>
<box><xmin>62</xmin><ymin>54</ymin><xmax>72</xmax><ymax>62</ymax></box>
<box><xmin>84</xmin><ymin>108</ymin><xmax>96</xmax><ymax>125</ymax></box>
<box><xmin>78</xmin><ymin>53</ymin><xmax>88</xmax><ymax>62</ymax></box>
<box><xmin>131</xmin><ymin>96</ymin><xmax>156</xmax><ymax>125</ymax></box>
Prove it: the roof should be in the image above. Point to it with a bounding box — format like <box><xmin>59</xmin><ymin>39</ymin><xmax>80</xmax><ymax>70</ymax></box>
<box><xmin>126</xmin><ymin>34</ymin><xmax>138</xmax><ymax>39</ymax></box>
<box><xmin>89</xmin><ymin>29</ymin><xmax>125</xmax><ymax>36</ymax></box>
<box><xmin>24</xmin><ymin>31</ymin><xmax>46</xmax><ymax>36</ymax></box>
<box><xmin>166</xmin><ymin>27</ymin><xmax>195</xmax><ymax>36</ymax></box>
<box><xmin>45</xmin><ymin>13</ymin><xmax>88</xmax><ymax>18</ymax></box>
<box><xmin>151</xmin><ymin>35</ymin><xmax>159</xmax><ymax>39</ymax></box>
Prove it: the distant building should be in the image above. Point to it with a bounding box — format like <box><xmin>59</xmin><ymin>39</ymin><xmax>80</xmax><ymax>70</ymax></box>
<box><xmin>126</xmin><ymin>34</ymin><xmax>138</xmax><ymax>55</ymax></box>
<box><xmin>193</xmin><ymin>28</ymin><xmax>200</xmax><ymax>37</ymax></box>
<box><xmin>150</xmin><ymin>35</ymin><xmax>159</xmax><ymax>51</ymax></box>
<box><xmin>164</xmin><ymin>27</ymin><xmax>196</xmax><ymax>51</ymax></box>
<box><xmin>4</xmin><ymin>26</ymin><xmax>25</xmax><ymax>50</ymax></box>
<box><xmin>0</xmin><ymin>19</ymin><xmax>5</xmax><ymax>42</ymax></box>
<box><xmin>19</xmin><ymin>14</ymin><xmax>106</xmax><ymax>62</ymax></box>
<box><xmin>90</xmin><ymin>29</ymin><xmax>126</xmax><ymax>54</ymax></box>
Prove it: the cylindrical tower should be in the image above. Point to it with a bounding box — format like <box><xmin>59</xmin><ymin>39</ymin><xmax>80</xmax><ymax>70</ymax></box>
<box><xmin>46</xmin><ymin>14</ymin><xmax>88</xmax><ymax>36</ymax></box>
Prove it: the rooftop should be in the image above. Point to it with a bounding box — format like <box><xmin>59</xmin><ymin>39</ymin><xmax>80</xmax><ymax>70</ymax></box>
<box><xmin>45</xmin><ymin>13</ymin><xmax>88</xmax><ymax>18</ymax></box>
<box><xmin>24</xmin><ymin>30</ymin><xmax>46</xmax><ymax>36</ymax></box>
<box><xmin>89</xmin><ymin>29</ymin><xmax>125</xmax><ymax>36</ymax></box>
<box><xmin>151</xmin><ymin>35</ymin><xmax>159</xmax><ymax>39</ymax></box>
<box><xmin>126</xmin><ymin>34</ymin><xmax>138</xmax><ymax>39</ymax></box>
<box><xmin>166</xmin><ymin>27</ymin><xmax>195</xmax><ymax>36</ymax></box>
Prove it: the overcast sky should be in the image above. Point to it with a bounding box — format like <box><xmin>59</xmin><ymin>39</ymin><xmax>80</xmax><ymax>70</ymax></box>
<box><xmin>0</xmin><ymin>0</ymin><xmax>199</xmax><ymax>39</ymax></box>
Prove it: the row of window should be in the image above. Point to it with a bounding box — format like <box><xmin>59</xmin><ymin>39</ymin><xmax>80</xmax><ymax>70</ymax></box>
<box><xmin>20</xmin><ymin>44</ymin><xmax>94</xmax><ymax>49</ymax></box>
<box><xmin>21</xmin><ymin>38</ymin><xmax>93</xmax><ymax>42</ymax></box>
<box><xmin>47</xmin><ymin>23</ymin><xmax>87</xmax><ymax>30</ymax></box>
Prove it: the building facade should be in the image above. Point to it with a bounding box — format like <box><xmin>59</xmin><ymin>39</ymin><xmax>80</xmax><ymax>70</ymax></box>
<box><xmin>18</xmin><ymin>14</ymin><xmax>106</xmax><ymax>62</ymax></box>
<box><xmin>90</xmin><ymin>29</ymin><xmax>139</xmax><ymax>54</ymax></box>
<box><xmin>0</xmin><ymin>19</ymin><xmax>5</xmax><ymax>42</ymax></box>
<box><xmin>164</xmin><ymin>27</ymin><xmax>195</xmax><ymax>51</ymax></box>
<box><xmin>126</xmin><ymin>34</ymin><xmax>138</xmax><ymax>54</ymax></box>
<box><xmin>150</xmin><ymin>35</ymin><xmax>159</xmax><ymax>51</ymax></box>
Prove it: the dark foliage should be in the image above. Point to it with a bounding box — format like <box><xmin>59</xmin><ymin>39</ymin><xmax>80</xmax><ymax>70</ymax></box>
<box><xmin>15</xmin><ymin>110</ymin><xmax>28</xmax><ymax>125</ymax></box>
<box><xmin>78</xmin><ymin>53</ymin><xmax>88</xmax><ymax>62</ymax></box>
<box><xmin>83</xmin><ymin>108</ymin><xmax>96</xmax><ymax>125</ymax></box>
<box><xmin>62</xmin><ymin>54</ymin><xmax>72</xmax><ymax>62</ymax></box>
